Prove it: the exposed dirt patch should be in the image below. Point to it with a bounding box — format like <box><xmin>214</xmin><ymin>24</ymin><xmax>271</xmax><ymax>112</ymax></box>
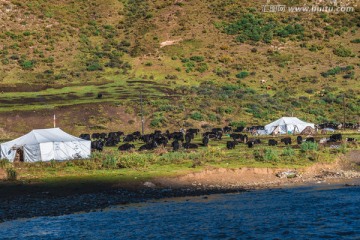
<box><xmin>0</xmin><ymin>169</ymin><xmax>6</xmax><ymax>180</ymax></box>
<box><xmin>160</xmin><ymin>39</ymin><xmax>182</xmax><ymax>48</ymax></box>
<box><xmin>155</xmin><ymin>156</ymin><xmax>360</xmax><ymax>189</ymax></box>
<box><xmin>0</xmin><ymin>82</ymin><xmax>111</xmax><ymax>93</ymax></box>
<box><xmin>0</xmin><ymin>103</ymin><xmax>142</xmax><ymax>138</ymax></box>
<box><xmin>346</xmin><ymin>150</ymin><xmax>360</xmax><ymax>163</ymax></box>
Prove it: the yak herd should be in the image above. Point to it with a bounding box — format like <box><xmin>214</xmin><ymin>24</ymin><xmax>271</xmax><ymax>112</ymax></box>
<box><xmin>79</xmin><ymin>124</ymin><xmax>357</xmax><ymax>153</ymax></box>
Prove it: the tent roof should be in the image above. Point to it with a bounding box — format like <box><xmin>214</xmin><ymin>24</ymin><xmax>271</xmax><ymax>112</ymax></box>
<box><xmin>1</xmin><ymin>128</ymin><xmax>88</xmax><ymax>148</ymax></box>
<box><xmin>266</xmin><ymin>117</ymin><xmax>312</xmax><ymax>127</ymax></box>
<box><xmin>264</xmin><ymin>117</ymin><xmax>314</xmax><ymax>134</ymax></box>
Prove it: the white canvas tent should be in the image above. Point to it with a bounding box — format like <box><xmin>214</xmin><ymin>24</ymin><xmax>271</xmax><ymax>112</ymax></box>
<box><xmin>265</xmin><ymin>117</ymin><xmax>314</xmax><ymax>135</ymax></box>
<box><xmin>0</xmin><ymin>128</ymin><xmax>91</xmax><ymax>162</ymax></box>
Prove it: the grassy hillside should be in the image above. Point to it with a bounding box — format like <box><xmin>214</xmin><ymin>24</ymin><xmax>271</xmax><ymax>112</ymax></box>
<box><xmin>0</xmin><ymin>0</ymin><xmax>359</xmax><ymax>136</ymax></box>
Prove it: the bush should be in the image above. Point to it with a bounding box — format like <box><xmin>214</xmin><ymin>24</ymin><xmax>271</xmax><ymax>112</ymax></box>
<box><xmin>208</xmin><ymin>114</ymin><xmax>218</xmax><ymax>122</ymax></box>
<box><xmin>19</xmin><ymin>59</ymin><xmax>35</xmax><ymax>70</ymax></box>
<box><xmin>321</xmin><ymin>66</ymin><xmax>353</xmax><ymax>77</ymax></box>
<box><xmin>333</xmin><ymin>46</ymin><xmax>352</xmax><ymax>57</ymax></box>
<box><xmin>118</xmin><ymin>153</ymin><xmax>150</xmax><ymax>169</ymax></box>
<box><xmin>282</xmin><ymin>146</ymin><xmax>295</xmax><ymax>156</ymax></box>
<box><xmin>236</xmin><ymin>71</ymin><xmax>249</xmax><ymax>79</ymax></box>
<box><xmin>189</xmin><ymin>56</ymin><xmax>204</xmax><ymax>62</ymax></box>
<box><xmin>254</xmin><ymin>149</ymin><xmax>278</xmax><ymax>162</ymax></box>
<box><xmin>300</xmin><ymin>141</ymin><xmax>318</xmax><ymax>152</ymax></box>
<box><xmin>86</xmin><ymin>61</ymin><xmax>103</xmax><ymax>71</ymax></box>
<box><xmin>223</xmin><ymin>14</ymin><xmax>303</xmax><ymax>44</ymax></box>
<box><xmin>196</xmin><ymin>63</ymin><xmax>208</xmax><ymax>73</ymax></box>
<box><xmin>264</xmin><ymin>149</ymin><xmax>278</xmax><ymax>161</ymax></box>
<box><xmin>102</xmin><ymin>155</ymin><xmax>118</xmax><ymax>169</ymax></box>
<box><xmin>6</xmin><ymin>168</ymin><xmax>17</xmax><ymax>181</ymax></box>
<box><xmin>350</xmin><ymin>39</ymin><xmax>360</xmax><ymax>43</ymax></box>
<box><xmin>190</xmin><ymin>112</ymin><xmax>204</xmax><ymax>121</ymax></box>
<box><xmin>337</xmin><ymin>144</ymin><xmax>348</xmax><ymax>154</ymax></box>
<box><xmin>0</xmin><ymin>159</ymin><xmax>9</xmax><ymax>169</ymax></box>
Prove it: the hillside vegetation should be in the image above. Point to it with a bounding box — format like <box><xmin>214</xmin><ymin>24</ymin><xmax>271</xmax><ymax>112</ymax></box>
<box><xmin>0</xmin><ymin>0</ymin><xmax>359</xmax><ymax>135</ymax></box>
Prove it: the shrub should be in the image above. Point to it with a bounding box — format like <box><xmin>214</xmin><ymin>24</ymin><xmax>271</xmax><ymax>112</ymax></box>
<box><xmin>350</xmin><ymin>39</ymin><xmax>360</xmax><ymax>43</ymax></box>
<box><xmin>208</xmin><ymin>114</ymin><xmax>217</xmax><ymax>122</ymax></box>
<box><xmin>190</xmin><ymin>112</ymin><xmax>204</xmax><ymax>121</ymax></box>
<box><xmin>0</xmin><ymin>159</ymin><xmax>9</xmax><ymax>169</ymax></box>
<box><xmin>282</xmin><ymin>146</ymin><xmax>295</xmax><ymax>156</ymax></box>
<box><xmin>300</xmin><ymin>141</ymin><xmax>318</xmax><ymax>152</ymax></box>
<box><xmin>196</xmin><ymin>63</ymin><xmax>208</xmax><ymax>73</ymax></box>
<box><xmin>253</xmin><ymin>150</ymin><xmax>264</xmax><ymax>161</ymax></box>
<box><xmin>189</xmin><ymin>55</ymin><xmax>204</xmax><ymax>62</ymax></box>
<box><xmin>86</xmin><ymin>61</ymin><xmax>103</xmax><ymax>71</ymax></box>
<box><xmin>321</xmin><ymin>66</ymin><xmax>353</xmax><ymax>77</ymax></box>
<box><xmin>254</xmin><ymin>149</ymin><xmax>278</xmax><ymax>162</ymax></box>
<box><xmin>102</xmin><ymin>155</ymin><xmax>118</xmax><ymax>169</ymax></box>
<box><xmin>6</xmin><ymin>168</ymin><xmax>17</xmax><ymax>181</ymax></box>
<box><xmin>333</xmin><ymin>46</ymin><xmax>352</xmax><ymax>57</ymax></box>
<box><xmin>236</xmin><ymin>71</ymin><xmax>249</xmax><ymax>79</ymax></box>
<box><xmin>224</xmin><ymin>107</ymin><xmax>233</xmax><ymax>114</ymax></box>
<box><xmin>223</xmin><ymin>14</ymin><xmax>303</xmax><ymax>44</ymax></box>
<box><xmin>1</xmin><ymin>58</ymin><xmax>9</xmax><ymax>65</ymax></box>
<box><xmin>264</xmin><ymin>149</ymin><xmax>278</xmax><ymax>161</ymax></box>
<box><xmin>118</xmin><ymin>153</ymin><xmax>150</xmax><ymax>169</ymax></box>
<box><xmin>19</xmin><ymin>59</ymin><xmax>35</xmax><ymax>70</ymax></box>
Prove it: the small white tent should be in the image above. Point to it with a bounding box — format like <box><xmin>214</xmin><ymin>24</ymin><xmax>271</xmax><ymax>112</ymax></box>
<box><xmin>265</xmin><ymin>117</ymin><xmax>314</xmax><ymax>135</ymax></box>
<box><xmin>0</xmin><ymin>128</ymin><xmax>91</xmax><ymax>162</ymax></box>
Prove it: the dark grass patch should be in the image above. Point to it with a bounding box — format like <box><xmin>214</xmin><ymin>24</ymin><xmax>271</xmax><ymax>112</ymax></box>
<box><xmin>83</xmin><ymin>92</ymin><xmax>95</xmax><ymax>97</ymax></box>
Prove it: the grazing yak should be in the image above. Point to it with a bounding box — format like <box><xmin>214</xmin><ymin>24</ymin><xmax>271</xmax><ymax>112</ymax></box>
<box><xmin>268</xmin><ymin>139</ymin><xmax>278</xmax><ymax>146</ymax></box>
<box><xmin>118</xmin><ymin>143</ymin><xmax>135</xmax><ymax>151</ymax></box>
<box><xmin>250</xmin><ymin>139</ymin><xmax>261</xmax><ymax>144</ymax></box>
<box><xmin>202</xmin><ymin>136</ymin><xmax>209</xmax><ymax>146</ymax></box>
<box><xmin>346</xmin><ymin>138</ymin><xmax>357</xmax><ymax>142</ymax></box>
<box><xmin>183</xmin><ymin>143</ymin><xmax>198</xmax><ymax>149</ymax></box>
<box><xmin>223</xmin><ymin>126</ymin><xmax>232</xmax><ymax>133</ymax></box>
<box><xmin>91</xmin><ymin>133</ymin><xmax>100</xmax><ymax>139</ymax></box>
<box><xmin>230</xmin><ymin>133</ymin><xmax>248</xmax><ymax>143</ymax></box>
<box><xmin>155</xmin><ymin>136</ymin><xmax>168</xmax><ymax>147</ymax></box>
<box><xmin>139</xmin><ymin>141</ymin><xmax>158</xmax><ymax>151</ymax></box>
<box><xmin>172</xmin><ymin>140</ymin><xmax>180</xmax><ymax>151</ymax></box>
<box><xmin>306</xmin><ymin>137</ymin><xmax>315</xmax><ymax>143</ymax></box>
<box><xmin>296</xmin><ymin>136</ymin><xmax>303</xmax><ymax>145</ymax></box>
<box><xmin>185</xmin><ymin>132</ymin><xmax>194</xmax><ymax>143</ymax></box>
<box><xmin>123</xmin><ymin>134</ymin><xmax>136</xmax><ymax>142</ymax></box>
<box><xmin>79</xmin><ymin>134</ymin><xmax>91</xmax><ymax>140</ymax></box>
<box><xmin>281</xmin><ymin>137</ymin><xmax>292</xmax><ymax>145</ymax></box>
<box><xmin>91</xmin><ymin>140</ymin><xmax>104</xmax><ymax>151</ymax></box>
<box><xmin>212</xmin><ymin>128</ymin><xmax>223</xmax><ymax>133</ymax></box>
<box><xmin>234</xmin><ymin>126</ymin><xmax>245</xmax><ymax>132</ymax></box>
<box><xmin>187</xmin><ymin>128</ymin><xmax>200</xmax><ymax>135</ymax></box>
<box><xmin>169</xmin><ymin>132</ymin><xmax>184</xmax><ymax>142</ymax></box>
<box><xmin>247</xmin><ymin>141</ymin><xmax>255</xmax><ymax>148</ymax></box>
<box><xmin>226</xmin><ymin>141</ymin><xmax>236</xmax><ymax>149</ymax></box>
<box><xmin>247</xmin><ymin>139</ymin><xmax>261</xmax><ymax>148</ymax></box>
<box><xmin>328</xmin><ymin>134</ymin><xmax>342</xmax><ymax>142</ymax></box>
<box><xmin>203</xmin><ymin>131</ymin><xmax>222</xmax><ymax>140</ymax></box>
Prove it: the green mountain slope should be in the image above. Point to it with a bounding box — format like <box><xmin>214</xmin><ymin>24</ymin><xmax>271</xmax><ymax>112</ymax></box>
<box><xmin>0</xmin><ymin>0</ymin><xmax>359</xmax><ymax>135</ymax></box>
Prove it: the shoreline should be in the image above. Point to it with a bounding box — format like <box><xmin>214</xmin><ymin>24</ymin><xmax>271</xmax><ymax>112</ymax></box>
<box><xmin>1</xmin><ymin>157</ymin><xmax>360</xmax><ymax>223</ymax></box>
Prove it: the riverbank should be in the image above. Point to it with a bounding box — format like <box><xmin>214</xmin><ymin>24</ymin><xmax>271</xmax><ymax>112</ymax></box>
<box><xmin>0</xmin><ymin>150</ymin><xmax>359</xmax><ymax>222</ymax></box>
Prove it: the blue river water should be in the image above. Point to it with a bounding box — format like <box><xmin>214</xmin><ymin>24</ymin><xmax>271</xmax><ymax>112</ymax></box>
<box><xmin>1</xmin><ymin>183</ymin><xmax>360</xmax><ymax>239</ymax></box>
